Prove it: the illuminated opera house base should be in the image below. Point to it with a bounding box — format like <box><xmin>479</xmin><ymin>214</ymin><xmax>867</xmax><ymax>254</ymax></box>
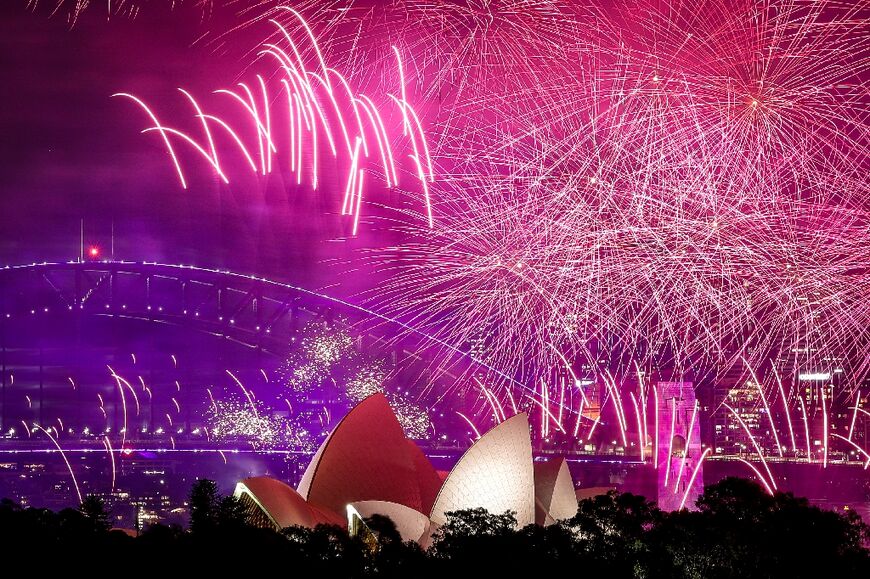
<box><xmin>234</xmin><ymin>393</ymin><xmax>579</xmax><ymax>545</ymax></box>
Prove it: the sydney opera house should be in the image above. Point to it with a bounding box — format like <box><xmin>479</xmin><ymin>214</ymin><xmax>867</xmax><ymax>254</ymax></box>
<box><xmin>234</xmin><ymin>393</ymin><xmax>581</xmax><ymax>545</ymax></box>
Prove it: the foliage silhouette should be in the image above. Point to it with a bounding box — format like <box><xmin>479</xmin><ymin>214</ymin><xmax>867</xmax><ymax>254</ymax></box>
<box><xmin>0</xmin><ymin>477</ymin><xmax>867</xmax><ymax>576</ymax></box>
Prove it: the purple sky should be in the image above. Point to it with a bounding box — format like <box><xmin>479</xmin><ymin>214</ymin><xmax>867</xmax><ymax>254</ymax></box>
<box><xmin>0</xmin><ymin>4</ymin><xmax>344</xmax><ymax>284</ymax></box>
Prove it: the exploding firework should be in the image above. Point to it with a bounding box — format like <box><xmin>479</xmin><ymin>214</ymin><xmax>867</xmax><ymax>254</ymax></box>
<box><xmin>345</xmin><ymin>361</ymin><xmax>388</xmax><ymax>401</ymax></box>
<box><xmin>30</xmin><ymin>1</ymin><xmax>870</xmax><ymax>461</ymax></box>
<box><xmin>110</xmin><ymin>1</ymin><xmax>870</xmax><ymax>455</ymax></box>
<box><xmin>277</xmin><ymin>320</ymin><xmax>355</xmax><ymax>391</ymax></box>
<box><xmin>345</xmin><ymin>359</ymin><xmax>434</xmax><ymax>438</ymax></box>
<box><xmin>207</xmin><ymin>396</ymin><xmax>311</xmax><ymax>450</ymax></box>
<box><xmin>276</xmin><ymin>319</ymin><xmax>435</xmax><ymax>439</ymax></box>
<box><xmin>111</xmin><ymin>2</ymin><xmax>870</xmax><ymax>391</ymax></box>
<box><xmin>368</xmin><ymin>0</ymin><xmax>870</xmax><ymax>402</ymax></box>
<box><xmin>391</xmin><ymin>397</ymin><xmax>433</xmax><ymax>439</ymax></box>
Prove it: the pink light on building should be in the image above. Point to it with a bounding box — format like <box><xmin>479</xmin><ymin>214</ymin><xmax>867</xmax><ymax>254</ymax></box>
<box><xmin>656</xmin><ymin>381</ymin><xmax>703</xmax><ymax>511</ymax></box>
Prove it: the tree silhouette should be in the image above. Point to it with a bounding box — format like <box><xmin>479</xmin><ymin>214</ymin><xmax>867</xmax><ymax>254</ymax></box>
<box><xmin>188</xmin><ymin>478</ymin><xmax>220</xmax><ymax>533</ymax></box>
<box><xmin>363</xmin><ymin>514</ymin><xmax>428</xmax><ymax>578</ymax></box>
<box><xmin>0</xmin><ymin>476</ymin><xmax>867</xmax><ymax>576</ymax></box>
<box><xmin>650</xmin><ymin>477</ymin><xmax>870</xmax><ymax>578</ymax></box>
<box><xmin>562</xmin><ymin>490</ymin><xmax>661</xmax><ymax>578</ymax></box>
<box><xmin>282</xmin><ymin>523</ymin><xmax>370</xmax><ymax>576</ymax></box>
<box><xmin>216</xmin><ymin>495</ymin><xmax>248</xmax><ymax>528</ymax></box>
<box><xmin>79</xmin><ymin>494</ymin><xmax>111</xmax><ymax>532</ymax></box>
<box><xmin>433</xmin><ymin>507</ymin><xmax>517</xmax><ymax>541</ymax></box>
<box><xmin>364</xmin><ymin>513</ymin><xmax>402</xmax><ymax>545</ymax></box>
<box><xmin>429</xmin><ymin>508</ymin><xmax>522</xmax><ymax>574</ymax></box>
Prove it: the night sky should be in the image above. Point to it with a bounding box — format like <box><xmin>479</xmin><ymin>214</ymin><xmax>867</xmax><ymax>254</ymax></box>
<box><xmin>0</xmin><ymin>3</ymin><xmax>345</xmax><ymax>285</ymax></box>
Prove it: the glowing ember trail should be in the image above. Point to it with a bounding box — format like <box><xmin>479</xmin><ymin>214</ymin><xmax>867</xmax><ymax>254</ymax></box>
<box><xmin>34</xmin><ymin>424</ymin><xmax>83</xmax><ymax>505</ymax></box>
<box><xmin>119</xmin><ymin>13</ymin><xmax>435</xmax><ymax>235</ymax></box>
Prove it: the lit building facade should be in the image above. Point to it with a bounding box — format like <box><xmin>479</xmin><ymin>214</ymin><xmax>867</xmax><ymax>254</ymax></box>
<box><xmin>656</xmin><ymin>381</ymin><xmax>703</xmax><ymax>511</ymax></box>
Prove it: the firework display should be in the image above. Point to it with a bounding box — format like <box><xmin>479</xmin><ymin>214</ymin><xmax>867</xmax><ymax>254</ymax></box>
<box><xmin>343</xmin><ymin>2</ymin><xmax>870</xmax><ymax>463</ymax></box>
<box><xmin>4</xmin><ymin>1</ymin><xmax>870</xmax><ymax>516</ymax></box>
<box><xmin>113</xmin><ymin>1</ymin><xmax>870</xmax><ymax>386</ymax></box>
<box><xmin>207</xmin><ymin>397</ymin><xmax>313</xmax><ymax>450</ymax></box>
<box><xmin>371</xmin><ymin>0</ymin><xmax>870</xmax><ymax>378</ymax></box>
<box><xmin>277</xmin><ymin>320</ymin><xmax>434</xmax><ymax>439</ymax></box>
<box><xmin>106</xmin><ymin>1</ymin><xmax>870</xmax><ymax>466</ymax></box>
<box><xmin>279</xmin><ymin>320</ymin><xmax>355</xmax><ymax>392</ymax></box>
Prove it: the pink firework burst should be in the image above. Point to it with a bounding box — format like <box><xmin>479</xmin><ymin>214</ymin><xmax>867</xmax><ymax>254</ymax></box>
<box><xmin>368</xmin><ymin>0</ymin><xmax>870</xmax><ymax>397</ymax></box>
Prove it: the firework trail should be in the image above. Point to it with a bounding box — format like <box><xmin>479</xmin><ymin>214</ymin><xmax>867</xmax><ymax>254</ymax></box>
<box><xmin>679</xmin><ymin>447</ymin><xmax>712</xmax><ymax>510</ymax></box>
<box><xmin>103</xmin><ymin>435</ymin><xmax>116</xmax><ymax>491</ymax></box>
<box><xmin>25</xmin><ymin>0</ymin><xmax>222</xmax><ymax>26</ymax></box>
<box><xmin>733</xmin><ymin>457</ymin><xmax>775</xmax><ymax>495</ymax></box>
<box><xmin>34</xmin><ymin>423</ymin><xmax>83</xmax><ymax>504</ymax></box>
<box><xmin>226</xmin><ymin>369</ymin><xmax>259</xmax><ymax>416</ymax></box>
<box><xmin>117</xmin><ymin>10</ymin><xmax>435</xmax><ymax>234</ymax></box>
<box><xmin>107</xmin><ymin>367</ymin><xmax>130</xmax><ymax>450</ymax></box>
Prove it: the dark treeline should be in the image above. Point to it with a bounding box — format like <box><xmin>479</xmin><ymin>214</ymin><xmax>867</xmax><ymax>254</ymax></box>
<box><xmin>1</xmin><ymin>477</ymin><xmax>868</xmax><ymax>577</ymax></box>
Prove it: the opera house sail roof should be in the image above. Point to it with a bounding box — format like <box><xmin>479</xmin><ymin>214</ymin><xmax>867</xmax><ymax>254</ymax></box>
<box><xmin>234</xmin><ymin>393</ymin><xmax>578</xmax><ymax>544</ymax></box>
<box><xmin>429</xmin><ymin>413</ymin><xmax>535</xmax><ymax>528</ymax></box>
<box><xmin>533</xmin><ymin>458</ymin><xmax>579</xmax><ymax>525</ymax></box>
<box><xmin>296</xmin><ymin>393</ymin><xmax>443</xmax><ymax>516</ymax></box>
